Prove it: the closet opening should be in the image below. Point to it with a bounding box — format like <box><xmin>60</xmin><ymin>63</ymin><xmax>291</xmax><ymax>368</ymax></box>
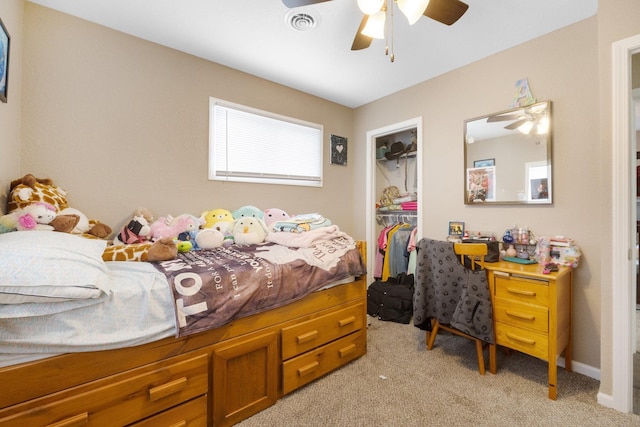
<box><xmin>365</xmin><ymin>118</ymin><xmax>423</xmax><ymax>286</ymax></box>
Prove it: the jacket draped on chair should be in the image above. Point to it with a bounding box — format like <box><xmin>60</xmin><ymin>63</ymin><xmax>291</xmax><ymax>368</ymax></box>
<box><xmin>413</xmin><ymin>238</ymin><xmax>494</xmax><ymax>344</ymax></box>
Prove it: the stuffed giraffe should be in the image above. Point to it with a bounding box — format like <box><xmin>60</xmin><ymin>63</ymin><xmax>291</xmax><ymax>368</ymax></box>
<box><xmin>7</xmin><ymin>174</ymin><xmax>111</xmax><ymax>238</ymax></box>
<box><xmin>102</xmin><ymin>238</ymin><xmax>178</xmax><ymax>262</ymax></box>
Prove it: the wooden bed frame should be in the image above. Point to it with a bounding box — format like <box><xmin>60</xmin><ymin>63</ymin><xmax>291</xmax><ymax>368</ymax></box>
<box><xmin>0</xmin><ymin>242</ymin><xmax>367</xmax><ymax>427</ymax></box>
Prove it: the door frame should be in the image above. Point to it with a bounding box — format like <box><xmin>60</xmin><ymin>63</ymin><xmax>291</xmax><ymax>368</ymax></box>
<box><xmin>365</xmin><ymin>117</ymin><xmax>423</xmax><ymax>285</ymax></box>
<box><xmin>605</xmin><ymin>33</ymin><xmax>640</xmax><ymax>413</ymax></box>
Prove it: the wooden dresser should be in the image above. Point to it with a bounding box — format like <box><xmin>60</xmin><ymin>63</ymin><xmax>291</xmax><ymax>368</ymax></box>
<box><xmin>485</xmin><ymin>261</ymin><xmax>572</xmax><ymax>400</ymax></box>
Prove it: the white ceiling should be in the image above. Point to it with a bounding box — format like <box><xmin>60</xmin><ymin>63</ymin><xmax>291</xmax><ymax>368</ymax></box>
<box><xmin>27</xmin><ymin>0</ymin><xmax>597</xmax><ymax>108</ymax></box>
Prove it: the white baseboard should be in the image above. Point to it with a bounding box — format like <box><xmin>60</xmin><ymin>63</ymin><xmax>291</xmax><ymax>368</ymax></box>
<box><xmin>558</xmin><ymin>356</ymin><xmax>601</xmax><ymax>381</ymax></box>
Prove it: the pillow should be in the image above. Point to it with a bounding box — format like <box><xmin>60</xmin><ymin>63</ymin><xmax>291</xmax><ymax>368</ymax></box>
<box><xmin>0</xmin><ymin>231</ymin><xmax>110</xmax><ymax>304</ymax></box>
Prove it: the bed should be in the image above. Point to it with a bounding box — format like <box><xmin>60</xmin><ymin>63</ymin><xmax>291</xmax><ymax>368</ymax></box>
<box><xmin>0</xmin><ymin>230</ymin><xmax>367</xmax><ymax>427</ymax></box>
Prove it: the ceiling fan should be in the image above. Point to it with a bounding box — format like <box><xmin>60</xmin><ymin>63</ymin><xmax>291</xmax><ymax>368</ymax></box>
<box><xmin>487</xmin><ymin>103</ymin><xmax>550</xmax><ymax>133</ymax></box>
<box><xmin>282</xmin><ymin>0</ymin><xmax>469</xmax><ymax>52</ymax></box>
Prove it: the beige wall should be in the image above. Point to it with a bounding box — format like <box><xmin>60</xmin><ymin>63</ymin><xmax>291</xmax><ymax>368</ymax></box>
<box><xmin>20</xmin><ymin>3</ymin><xmax>356</xmax><ymax>236</ymax></box>
<box><xmin>6</xmin><ymin>0</ymin><xmax>640</xmax><ymax>404</ymax></box>
<box><xmin>354</xmin><ymin>18</ymin><xmax>600</xmax><ymax>370</ymax></box>
<box><xmin>0</xmin><ymin>0</ymin><xmax>23</xmax><ymax>212</ymax></box>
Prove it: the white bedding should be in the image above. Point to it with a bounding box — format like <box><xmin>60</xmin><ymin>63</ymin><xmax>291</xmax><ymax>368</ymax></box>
<box><xmin>0</xmin><ymin>262</ymin><xmax>176</xmax><ymax>367</ymax></box>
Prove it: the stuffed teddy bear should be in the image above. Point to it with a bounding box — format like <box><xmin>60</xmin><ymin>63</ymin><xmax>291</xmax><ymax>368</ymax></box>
<box><xmin>263</xmin><ymin>208</ymin><xmax>290</xmax><ymax>228</ymax></box>
<box><xmin>113</xmin><ymin>208</ymin><xmax>154</xmax><ymax>245</ymax></box>
<box><xmin>0</xmin><ymin>202</ymin><xmax>57</xmax><ymax>233</ymax></box>
<box><xmin>232</xmin><ymin>217</ymin><xmax>269</xmax><ymax>245</ymax></box>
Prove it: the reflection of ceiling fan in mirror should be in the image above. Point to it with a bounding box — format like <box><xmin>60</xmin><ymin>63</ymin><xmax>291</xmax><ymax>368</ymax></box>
<box><xmin>282</xmin><ymin>0</ymin><xmax>469</xmax><ymax>55</ymax></box>
<box><xmin>486</xmin><ymin>102</ymin><xmax>550</xmax><ymax>134</ymax></box>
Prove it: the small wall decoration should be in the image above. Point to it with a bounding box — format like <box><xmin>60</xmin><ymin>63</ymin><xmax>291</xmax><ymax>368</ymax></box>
<box><xmin>510</xmin><ymin>77</ymin><xmax>536</xmax><ymax>108</ymax></box>
<box><xmin>0</xmin><ymin>17</ymin><xmax>9</xmax><ymax>103</ymax></box>
<box><xmin>448</xmin><ymin>221</ymin><xmax>465</xmax><ymax>236</ymax></box>
<box><xmin>330</xmin><ymin>134</ymin><xmax>347</xmax><ymax>166</ymax></box>
<box><xmin>473</xmin><ymin>158</ymin><xmax>495</xmax><ymax>168</ymax></box>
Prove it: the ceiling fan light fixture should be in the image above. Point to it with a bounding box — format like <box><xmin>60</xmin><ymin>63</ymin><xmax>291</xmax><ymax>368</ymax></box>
<box><xmin>357</xmin><ymin>0</ymin><xmax>384</xmax><ymax>15</ymax></box>
<box><xmin>361</xmin><ymin>10</ymin><xmax>386</xmax><ymax>39</ymax></box>
<box><xmin>397</xmin><ymin>0</ymin><xmax>430</xmax><ymax>25</ymax></box>
<box><xmin>536</xmin><ymin>116</ymin><xmax>550</xmax><ymax>134</ymax></box>
<box><xmin>517</xmin><ymin>120</ymin><xmax>534</xmax><ymax>135</ymax></box>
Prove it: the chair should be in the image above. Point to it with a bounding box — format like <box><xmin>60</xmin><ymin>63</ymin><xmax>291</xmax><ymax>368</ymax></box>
<box><xmin>425</xmin><ymin>242</ymin><xmax>496</xmax><ymax>375</ymax></box>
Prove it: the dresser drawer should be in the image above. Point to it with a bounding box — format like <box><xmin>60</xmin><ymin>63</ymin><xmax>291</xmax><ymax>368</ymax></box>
<box><xmin>282</xmin><ymin>302</ymin><xmax>364</xmax><ymax>360</ymax></box>
<box><xmin>495</xmin><ymin>323</ymin><xmax>549</xmax><ymax>361</ymax></box>
<box><xmin>494</xmin><ymin>274</ymin><xmax>549</xmax><ymax>307</ymax></box>
<box><xmin>131</xmin><ymin>395</ymin><xmax>208</xmax><ymax>427</ymax></box>
<box><xmin>494</xmin><ymin>299</ymin><xmax>549</xmax><ymax>333</ymax></box>
<box><xmin>0</xmin><ymin>353</ymin><xmax>209</xmax><ymax>427</ymax></box>
<box><xmin>282</xmin><ymin>330</ymin><xmax>365</xmax><ymax>394</ymax></box>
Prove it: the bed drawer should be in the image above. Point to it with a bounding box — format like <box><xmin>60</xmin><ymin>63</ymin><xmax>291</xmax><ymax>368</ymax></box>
<box><xmin>494</xmin><ymin>299</ymin><xmax>549</xmax><ymax>333</ymax></box>
<box><xmin>281</xmin><ymin>302</ymin><xmax>365</xmax><ymax>360</ymax></box>
<box><xmin>282</xmin><ymin>330</ymin><xmax>365</xmax><ymax>394</ymax></box>
<box><xmin>495</xmin><ymin>323</ymin><xmax>549</xmax><ymax>361</ymax></box>
<box><xmin>130</xmin><ymin>395</ymin><xmax>207</xmax><ymax>427</ymax></box>
<box><xmin>0</xmin><ymin>353</ymin><xmax>209</xmax><ymax>427</ymax></box>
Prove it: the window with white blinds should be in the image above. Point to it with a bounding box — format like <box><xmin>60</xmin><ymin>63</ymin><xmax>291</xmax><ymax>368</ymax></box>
<box><xmin>209</xmin><ymin>98</ymin><xmax>323</xmax><ymax>187</ymax></box>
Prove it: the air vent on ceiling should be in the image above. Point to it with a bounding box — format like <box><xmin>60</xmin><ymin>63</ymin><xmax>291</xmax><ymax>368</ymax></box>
<box><xmin>285</xmin><ymin>9</ymin><xmax>319</xmax><ymax>32</ymax></box>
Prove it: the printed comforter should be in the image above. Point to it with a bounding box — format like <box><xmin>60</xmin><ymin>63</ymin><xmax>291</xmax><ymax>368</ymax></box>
<box><xmin>154</xmin><ymin>236</ymin><xmax>366</xmax><ymax>337</ymax></box>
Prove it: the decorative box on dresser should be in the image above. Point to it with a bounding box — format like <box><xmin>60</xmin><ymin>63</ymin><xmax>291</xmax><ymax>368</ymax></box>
<box><xmin>485</xmin><ymin>261</ymin><xmax>572</xmax><ymax>400</ymax></box>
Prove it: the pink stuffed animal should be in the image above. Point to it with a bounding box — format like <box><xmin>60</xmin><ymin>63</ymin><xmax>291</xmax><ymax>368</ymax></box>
<box><xmin>263</xmin><ymin>208</ymin><xmax>290</xmax><ymax>227</ymax></box>
<box><xmin>17</xmin><ymin>202</ymin><xmax>57</xmax><ymax>231</ymax></box>
<box><xmin>150</xmin><ymin>214</ymin><xmax>204</xmax><ymax>241</ymax></box>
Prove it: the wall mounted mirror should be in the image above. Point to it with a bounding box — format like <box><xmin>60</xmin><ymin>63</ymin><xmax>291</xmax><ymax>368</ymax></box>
<box><xmin>464</xmin><ymin>100</ymin><xmax>552</xmax><ymax>205</ymax></box>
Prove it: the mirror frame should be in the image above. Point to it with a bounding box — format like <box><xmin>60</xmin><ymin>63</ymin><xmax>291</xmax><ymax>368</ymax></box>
<box><xmin>463</xmin><ymin>100</ymin><xmax>552</xmax><ymax>205</ymax></box>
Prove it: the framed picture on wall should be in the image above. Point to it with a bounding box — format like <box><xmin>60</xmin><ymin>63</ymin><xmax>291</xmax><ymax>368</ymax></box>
<box><xmin>330</xmin><ymin>134</ymin><xmax>347</xmax><ymax>166</ymax></box>
<box><xmin>473</xmin><ymin>158</ymin><xmax>495</xmax><ymax>168</ymax></box>
<box><xmin>0</xmin><ymin>17</ymin><xmax>9</xmax><ymax>103</ymax></box>
<box><xmin>466</xmin><ymin>166</ymin><xmax>496</xmax><ymax>203</ymax></box>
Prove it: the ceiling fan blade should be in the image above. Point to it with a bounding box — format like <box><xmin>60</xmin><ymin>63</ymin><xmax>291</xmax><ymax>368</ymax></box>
<box><xmin>504</xmin><ymin>118</ymin><xmax>529</xmax><ymax>130</ymax></box>
<box><xmin>282</xmin><ymin>0</ymin><xmax>332</xmax><ymax>8</ymax></box>
<box><xmin>351</xmin><ymin>15</ymin><xmax>373</xmax><ymax>51</ymax></box>
<box><xmin>423</xmin><ymin>0</ymin><xmax>469</xmax><ymax>26</ymax></box>
<box><xmin>486</xmin><ymin>113</ymin><xmax>523</xmax><ymax>123</ymax></box>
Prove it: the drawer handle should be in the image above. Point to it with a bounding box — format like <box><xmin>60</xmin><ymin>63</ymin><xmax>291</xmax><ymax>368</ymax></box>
<box><xmin>506</xmin><ymin>332</ymin><xmax>536</xmax><ymax>345</ymax></box>
<box><xmin>149</xmin><ymin>377</ymin><xmax>188</xmax><ymax>402</ymax></box>
<box><xmin>505</xmin><ymin>310</ymin><xmax>535</xmax><ymax>321</ymax></box>
<box><xmin>46</xmin><ymin>413</ymin><xmax>89</xmax><ymax>427</ymax></box>
<box><xmin>339</xmin><ymin>344</ymin><xmax>356</xmax><ymax>358</ymax></box>
<box><xmin>338</xmin><ymin>316</ymin><xmax>356</xmax><ymax>327</ymax></box>
<box><xmin>297</xmin><ymin>361</ymin><xmax>320</xmax><ymax>377</ymax></box>
<box><xmin>169</xmin><ymin>422</ymin><xmax>187</xmax><ymax>427</ymax></box>
<box><xmin>506</xmin><ymin>287</ymin><xmax>536</xmax><ymax>297</ymax></box>
<box><xmin>296</xmin><ymin>330</ymin><xmax>318</xmax><ymax>344</ymax></box>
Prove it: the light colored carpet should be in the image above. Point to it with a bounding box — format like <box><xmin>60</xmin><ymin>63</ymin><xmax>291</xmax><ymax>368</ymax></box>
<box><xmin>238</xmin><ymin>317</ymin><xmax>640</xmax><ymax>427</ymax></box>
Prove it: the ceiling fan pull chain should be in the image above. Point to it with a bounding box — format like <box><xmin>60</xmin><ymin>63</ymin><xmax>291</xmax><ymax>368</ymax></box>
<box><xmin>389</xmin><ymin>0</ymin><xmax>395</xmax><ymax>62</ymax></box>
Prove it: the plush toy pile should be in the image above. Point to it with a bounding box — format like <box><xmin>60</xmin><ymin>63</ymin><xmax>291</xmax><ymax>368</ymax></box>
<box><xmin>5</xmin><ymin>174</ymin><xmax>111</xmax><ymax>238</ymax></box>
<box><xmin>2</xmin><ymin>174</ymin><xmax>338</xmax><ymax>263</ymax></box>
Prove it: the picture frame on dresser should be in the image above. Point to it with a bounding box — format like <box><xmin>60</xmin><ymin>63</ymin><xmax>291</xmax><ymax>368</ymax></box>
<box><xmin>0</xmin><ymin>17</ymin><xmax>9</xmax><ymax>103</ymax></box>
